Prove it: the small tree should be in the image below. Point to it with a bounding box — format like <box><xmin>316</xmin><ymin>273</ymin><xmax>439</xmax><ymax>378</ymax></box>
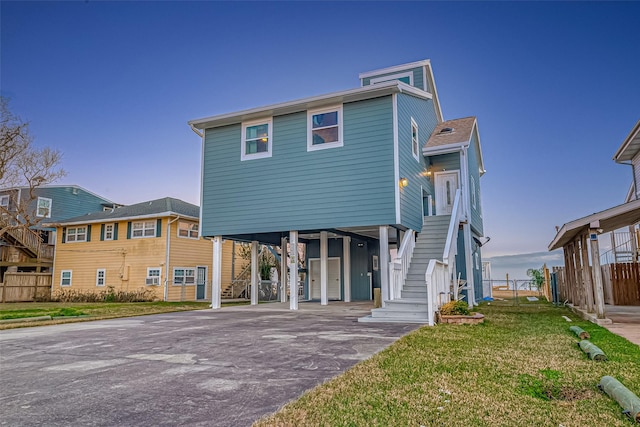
<box><xmin>526</xmin><ymin>267</ymin><xmax>545</xmax><ymax>291</ymax></box>
<box><xmin>0</xmin><ymin>97</ymin><xmax>65</xmax><ymax>235</ymax></box>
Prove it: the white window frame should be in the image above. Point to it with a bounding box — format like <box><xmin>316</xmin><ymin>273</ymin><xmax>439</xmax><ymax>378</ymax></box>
<box><xmin>307</xmin><ymin>106</ymin><xmax>343</xmax><ymax>152</ymax></box>
<box><xmin>0</xmin><ymin>195</ymin><xmax>9</xmax><ymax>209</ymax></box>
<box><xmin>241</xmin><ymin>118</ymin><xmax>272</xmax><ymax>161</ymax></box>
<box><xmin>411</xmin><ymin>117</ymin><xmax>419</xmax><ymax>161</ymax></box>
<box><xmin>370</xmin><ymin>71</ymin><xmax>414</xmax><ymax>86</ymax></box>
<box><xmin>60</xmin><ymin>270</ymin><xmax>72</xmax><ymax>287</ymax></box>
<box><xmin>104</xmin><ymin>223</ymin><xmax>115</xmax><ymax>240</ymax></box>
<box><xmin>471</xmin><ymin>176</ymin><xmax>477</xmax><ymax>209</ymax></box>
<box><xmin>132</xmin><ymin>220</ymin><xmax>156</xmax><ymax>238</ymax></box>
<box><xmin>66</xmin><ymin>226</ymin><xmax>87</xmax><ymax>243</ymax></box>
<box><xmin>173</xmin><ymin>267</ymin><xmax>196</xmax><ymax>286</ymax></box>
<box><xmin>96</xmin><ymin>269</ymin><xmax>106</xmax><ymax>287</ymax></box>
<box><xmin>36</xmin><ymin>197</ymin><xmax>52</xmax><ymax>218</ymax></box>
<box><xmin>177</xmin><ymin>221</ymin><xmax>199</xmax><ymax>239</ymax></box>
<box><xmin>146</xmin><ymin>267</ymin><xmax>161</xmax><ymax>286</ymax></box>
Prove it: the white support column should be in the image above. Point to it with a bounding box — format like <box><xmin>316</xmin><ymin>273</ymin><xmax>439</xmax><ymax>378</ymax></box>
<box><xmin>211</xmin><ymin>236</ymin><xmax>222</xmax><ymax>309</ymax></box>
<box><xmin>289</xmin><ymin>231</ymin><xmax>298</xmax><ymax>310</ymax></box>
<box><xmin>280</xmin><ymin>237</ymin><xmax>288</xmax><ymax>303</ymax></box>
<box><xmin>379</xmin><ymin>226</ymin><xmax>390</xmax><ymax>308</ymax></box>
<box><xmin>463</xmin><ymin>223</ymin><xmax>475</xmax><ymax>308</ymax></box>
<box><xmin>320</xmin><ymin>231</ymin><xmax>328</xmax><ymax>305</ymax></box>
<box><xmin>589</xmin><ymin>230</ymin><xmax>606</xmax><ymax>319</ymax></box>
<box><xmin>251</xmin><ymin>240</ymin><xmax>258</xmax><ymax>306</ymax></box>
<box><xmin>343</xmin><ymin>236</ymin><xmax>351</xmax><ymax>302</ymax></box>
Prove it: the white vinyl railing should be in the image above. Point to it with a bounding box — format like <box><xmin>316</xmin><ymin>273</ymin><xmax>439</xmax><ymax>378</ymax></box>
<box><xmin>389</xmin><ymin>229</ymin><xmax>415</xmax><ymax>300</ymax></box>
<box><xmin>425</xmin><ymin>259</ymin><xmax>449</xmax><ymax>326</ymax></box>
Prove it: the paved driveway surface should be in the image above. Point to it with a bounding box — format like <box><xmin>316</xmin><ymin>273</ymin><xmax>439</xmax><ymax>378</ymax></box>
<box><xmin>0</xmin><ymin>302</ymin><xmax>419</xmax><ymax>426</ymax></box>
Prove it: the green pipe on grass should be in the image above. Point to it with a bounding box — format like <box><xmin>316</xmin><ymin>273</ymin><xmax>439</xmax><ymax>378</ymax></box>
<box><xmin>599</xmin><ymin>376</ymin><xmax>640</xmax><ymax>422</ymax></box>
<box><xmin>578</xmin><ymin>340</ymin><xmax>607</xmax><ymax>361</ymax></box>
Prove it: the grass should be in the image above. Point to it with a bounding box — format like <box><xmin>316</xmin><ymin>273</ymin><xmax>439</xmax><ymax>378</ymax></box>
<box><xmin>254</xmin><ymin>298</ymin><xmax>640</xmax><ymax>427</ymax></box>
<box><xmin>0</xmin><ymin>300</ymin><xmax>248</xmax><ymax>329</ymax></box>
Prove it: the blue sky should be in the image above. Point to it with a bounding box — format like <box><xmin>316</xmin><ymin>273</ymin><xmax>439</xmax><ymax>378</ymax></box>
<box><xmin>2</xmin><ymin>1</ymin><xmax>639</xmax><ymax>267</ymax></box>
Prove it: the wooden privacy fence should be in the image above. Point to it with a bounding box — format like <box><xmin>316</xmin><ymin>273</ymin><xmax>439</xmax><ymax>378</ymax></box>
<box><xmin>0</xmin><ymin>273</ymin><xmax>52</xmax><ymax>302</ymax></box>
<box><xmin>602</xmin><ymin>263</ymin><xmax>640</xmax><ymax>306</ymax></box>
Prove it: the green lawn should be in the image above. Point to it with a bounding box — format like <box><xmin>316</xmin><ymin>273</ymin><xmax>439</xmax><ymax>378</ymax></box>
<box><xmin>255</xmin><ymin>299</ymin><xmax>640</xmax><ymax>427</ymax></box>
<box><xmin>0</xmin><ymin>301</ymin><xmax>247</xmax><ymax>329</ymax></box>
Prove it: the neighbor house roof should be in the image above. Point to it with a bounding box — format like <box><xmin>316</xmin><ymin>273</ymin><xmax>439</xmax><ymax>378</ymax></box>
<box><xmin>613</xmin><ymin>119</ymin><xmax>640</xmax><ymax>163</ymax></box>
<box><xmin>423</xmin><ymin>117</ymin><xmax>486</xmax><ymax>175</ymax></box>
<box><xmin>43</xmin><ymin>197</ymin><xmax>199</xmax><ymax>226</ymax></box>
<box><xmin>188</xmin><ymin>80</ymin><xmax>432</xmax><ymax>131</ymax></box>
<box><xmin>0</xmin><ymin>184</ymin><xmax>118</xmax><ymax>206</ymax></box>
<box><xmin>548</xmin><ymin>198</ymin><xmax>640</xmax><ymax>251</ymax></box>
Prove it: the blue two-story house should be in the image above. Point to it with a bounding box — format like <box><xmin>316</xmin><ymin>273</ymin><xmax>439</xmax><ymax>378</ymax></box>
<box><xmin>189</xmin><ymin>60</ymin><xmax>486</xmax><ymax>324</ymax></box>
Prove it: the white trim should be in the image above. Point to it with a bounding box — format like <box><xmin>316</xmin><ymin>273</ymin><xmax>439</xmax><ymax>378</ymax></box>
<box><xmin>104</xmin><ymin>223</ymin><xmax>115</xmax><ymax>241</ymax></box>
<box><xmin>424</xmin><ymin>62</ymin><xmax>444</xmax><ymax>123</ymax></box>
<box><xmin>358</xmin><ymin>60</ymin><xmax>431</xmax><ymax>80</ymax></box>
<box><xmin>0</xmin><ymin>194</ymin><xmax>9</xmax><ymax>208</ymax></box>
<box><xmin>96</xmin><ymin>269</ymin><xmax>106</xmax><ymax>287</ymax></box>
<box><xmin>196</xmin><ymin>265</ymin><xmax>208</xmax><ymax>300</ymax></box>
<box><xmin>309</xmin><ymin>256</ymin><xmax>341</xmax><ymax>301</ymax></box>
<box><xmin>241</xmin><ymin>118</ymin><xmax>273</xmax><ymax>161</ymax></box>
<box><xmin>131</xmin><ymin>220</ymin><xmax>156</xmax><ymax>239</ymax></box>
<box><xmin>212</xmin><ymin>237</ymin><xmax>222</xmax><ymax>309</ymax></box>
<box><xmin>434</xmin><ymin>170</ymin><xmax>461</xmax><ymax>215</ymax></box>
<box><xmin>65</xmin><ymin>226</ymin><xmax>87</xmax><ymax>243</ymax></box>
<box><xmin>471</xmin><ymin>175</ymin><xmax>477</xmax><ymax>209</ymax></box>
<box><xmin>392</xmin><ymin>94</ymin><xmax>400</xmax><ymax>224</ymax></box>
<box><xmin>172</xmin><ymin>267</ymin><xmax>196</xmax><ymax>286</ymax></box>
<box><xmin>369</xmin><ymin>71</ymin><xmax>414</xmax><ymax>86</ymax></box>
<box><xmin>199</xmin><ymin>131</ymin><xmax>206</xmax><ymax>238</ymax></box>
<box><xmin>342</xmin><ymin>237</ymin><xmax>351</xmax><ymax>302</ymax></box>
<box><xmin>320</xmin><ymin>231</ymin><xmax>328</xmax><ymax>305</ymax></box>
<box><xmin>146</xmin><ymin>267</ymin><xmax>161</xmax><ymax>286</ymax></box>
<box><xmin>60</xmin><ymin>270</ymin><xmax>72</xmax><ymax>287</ymax></box>
<box><xmin>307</xmin><ymin>106</ymin><xmax>343</xmax><ymax>152</ymax></box>
<box><xmin>461</xmin><ymin>147</ymin><xmax>471</xmax><ymax>220</ymax></box>
<box><xmin>289</xmin><ymin>231</ymin><xmax>299</xmax><ymax>310</ymax></box>
<box><xmin>411</xmin><ymin>117</ymin><xmax>419</xmax><ymax>161</ymax></box>
<box><xmin>36</xmin><ymin>197</ymin><xmax>52</xmax><ymax>218</ymax></box>
<box><xmin>44</xmin><ymin>211</ymin><xmax>198</xmax><ymax>228</ymax></box>
<box><xmin>177</xmin><ymin>221</ymin><xmax>199</xmax><ymax>239</ymax></box>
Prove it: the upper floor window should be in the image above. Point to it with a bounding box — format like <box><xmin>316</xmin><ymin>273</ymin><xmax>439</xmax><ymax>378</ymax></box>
<box><xmin>241</xmin><ymin>119</ymin><xmax>272</xmax><ymax>161</ymax></box>
<box><xmin>66</xmin><ymin>226</ymin><xmax>87</xmax><ymax>242</ymax></box>
<box><xmin>104</xmin><ymin>223</ymin><xmax>115</xmax><ymax>240</ymax></box>
<box><xmin>132</xmin><ymin>220</ymin><xmax>156</xmax><ymax>238</ymax></box>
<box><xmin>37</xmin><ymin>197</ymin><xmax>52</xmax><ymax>218</ymax></box>
<box><xmin>471</xmin><ymin>176</ymin><xmax>477</xmax><ymax>209</ymax></box>
<box><xmin>370</xmin><ymin>71</ymin><xmax>413</xmax><ymax>86</ymax></box>
<box><xmin>0</xmin><ymin>195</ymin><xmax>9</xmax><ymax>209</ymax></box>
<box><xmin>411</xmin><ymin>118</ymin><xmax>419</xmax><ymax>161</ymax></box>
<box><xmin>307</xmin><ymin>106</ymin><xmax>343</xmax><ymax>151</ymax></box>
<box><xmin>178</xmin><ymin>221</ymin><xmax>199</xmax><ymax>239</ymax></box>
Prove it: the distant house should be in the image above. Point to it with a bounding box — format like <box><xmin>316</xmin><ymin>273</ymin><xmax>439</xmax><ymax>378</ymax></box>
<box><xmin>0</xmin><ymin>185</ymin><xmax>116</xmax><ymax>279</ymax></box>
<box><xmin>189</xmin><ymin>60</ymin><xmax>488</xmax><ymax>324</ymax></box>
<box><xmin>44</xmin><ymin>197</ymin><xmax>236</xmax><ymax>302</ymax></box>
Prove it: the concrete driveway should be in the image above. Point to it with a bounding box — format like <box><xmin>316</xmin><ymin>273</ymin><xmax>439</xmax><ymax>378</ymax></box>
<box><xmin>0</xmin><ymin>302</ymin><xmax>419</xmax><ymax>427</ymax></box>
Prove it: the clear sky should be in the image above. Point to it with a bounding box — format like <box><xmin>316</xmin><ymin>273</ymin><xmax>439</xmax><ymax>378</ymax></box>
<box><xmin>2</xmin><ymin>1</ymin><xmax>639</xmax><ymax>261</ymax></box>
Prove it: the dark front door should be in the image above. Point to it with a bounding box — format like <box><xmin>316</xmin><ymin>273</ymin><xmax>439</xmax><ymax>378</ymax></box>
<box><xmin>196</xmin><ymin>266</ymin><xmax>207</xmax><ymax>299</ymax></box>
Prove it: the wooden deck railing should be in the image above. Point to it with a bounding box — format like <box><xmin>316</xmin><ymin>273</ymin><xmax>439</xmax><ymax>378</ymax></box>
<box><xmin>0</xmin><ymin>217</ymin><xmax>53</xmax><ymax>261</ymax></box>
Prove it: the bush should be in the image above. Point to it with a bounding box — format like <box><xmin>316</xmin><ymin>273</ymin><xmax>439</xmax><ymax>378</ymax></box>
<box><xmin>439</xmin><ymin>300</ymin><xmax>470</xmax><ymax>316</ymax></box>
<box><xmin>52</xmin><ymin>286</ymin><xmax>156</xmax><ymax>303</ymax></box>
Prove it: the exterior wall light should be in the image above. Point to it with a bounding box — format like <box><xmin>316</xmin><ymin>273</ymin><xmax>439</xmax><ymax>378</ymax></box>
<box><xmin>399</xmin><ymin>177</ymin><xmax>409</xmax><ymax>188</ymax></box>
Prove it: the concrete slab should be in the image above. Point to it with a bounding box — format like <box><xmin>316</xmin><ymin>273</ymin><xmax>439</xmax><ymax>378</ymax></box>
<box><xmin>0</xmin><ymin>301</ymin><xmax>419</xmax><ymax>427</ymax></box>
<box><xmin>602</xmin><ymin>305</ymin><xmax>640</xmax><ymax>347</ymax></box>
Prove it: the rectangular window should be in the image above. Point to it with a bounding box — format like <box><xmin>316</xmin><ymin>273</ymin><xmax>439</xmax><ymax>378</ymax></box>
<box><xmin>178</xmin><ymin>221</ymin><xmax>199</xmax><ymax>239</ymax></box>
<box><xmin>471</xmin><ymin>176</ymin><xmax>477</xmax><ymax>209</ymax></box>
<box><xmin>146</xmin><ymin>267</ymin><xmax>161</xmax><ymax>286</ymax></box>
<box><xmin>104</xmin><ymin>223</ymin><xmax>115</xmax><ymax>240</ymax></box>
<box><xmin>36</xmin><ymin>197</ymin><xmax>52</xmax><ymax>218</ymax></box>
<box><xmin>411</xmin><ymin>118</ymin><xmax>419</xmax><ymax>160</ymax></box>
<box><xmin>307</xmin><ymin>106</ymin><xmax>343</xmax><ymax>151</ymax></box>
<box><xmin>61</xmin><ymin>270</ymin><xmax>72</xmax><ymax>287</ymax></box>
<box><xmin>66</xmin><ymin>226</ymin><xmax>87</xmax><ymax>242</ymax></box>
<box><xmin>96</xmin><ymin>269</ymin><xmax>106</xmax><ymax>287</ymax></box>
<box><xmin>173</xmin><ymin>268</ymin><xmax>195</xmax><ymax>285</ymax></box>
<box><xmin>0</xmin><ymin>195</ymin><xmax>9</xmax><ymax>209</ymax></box>
<box><xmin>132</xmin><ymin>220</ymin><xmax>156</xmax><ymax>238</ymax></box>
<box><xmin>370</xmin><ymin>71</ymin><xmax>414</xmax><ymax>86</ymax></box>
<box><xmin>241</xmin><ymin>119</ymin><xmax>272</xmax><ymax>161</ymax></box>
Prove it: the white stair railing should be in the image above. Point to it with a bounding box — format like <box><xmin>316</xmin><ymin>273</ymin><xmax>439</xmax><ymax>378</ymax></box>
<box><xmin>389</xmin><ymin>229</ymin><xmax>415</xmax><ymax>300</ymax></box>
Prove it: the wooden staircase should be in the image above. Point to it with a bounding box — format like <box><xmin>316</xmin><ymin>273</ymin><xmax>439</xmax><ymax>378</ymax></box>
<box><xmin>0</xmin><ymin>217</ymin><xmax>53</xmax><ymax>262</ymax></box>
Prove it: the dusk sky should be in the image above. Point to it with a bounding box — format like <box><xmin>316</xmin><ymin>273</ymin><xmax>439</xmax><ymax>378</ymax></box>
<box><xmin>2</xmin><ymin>1</ymin><xmax>639</xmax><ymax>268</ymax></box>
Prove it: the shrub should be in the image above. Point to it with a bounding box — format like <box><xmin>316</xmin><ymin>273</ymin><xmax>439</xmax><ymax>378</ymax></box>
<box><xmin>439</xmin><ymin>300</ymin><xmax>470</xmax><ymax>316</ymax></box>
<box><xmin>52</xmin><ymin>286</ymin><xmax>156</xmax><ymax>303</ymax></box>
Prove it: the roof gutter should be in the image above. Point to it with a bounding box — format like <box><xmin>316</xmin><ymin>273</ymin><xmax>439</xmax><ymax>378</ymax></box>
<box><xmin>189</xmin><ymin>123</ymin><xmax>203</xmax><ymax>138</ymax></box>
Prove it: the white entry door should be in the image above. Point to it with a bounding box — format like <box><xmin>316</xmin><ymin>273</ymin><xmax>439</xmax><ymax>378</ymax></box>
<box><xmin>434</xmin><ymin>171</ymin><xmax>459</xmax><ymax>215</ymax></box>
<box><xmin>309</xmin><ymin>258</ymin><xmax>341</xmax><ymax>300</ymax></box>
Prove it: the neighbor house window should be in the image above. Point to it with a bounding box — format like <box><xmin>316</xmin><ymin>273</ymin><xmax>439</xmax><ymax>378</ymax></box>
<box><xmin>96</xmin><ymin>269</ymin><xmax>106</xmax><ymax>287</ymax></box>
<box><xmin>178</xmin><ymin>221</ymin><xmax>199</xmax><ymax>239</ymax></box>
<box><xmin>66</xmin><ymin>226</ymin><xmax>87</xmax><ymax>242</ymax></box>
<box><xmin>0</xmin><ymin>195</ymin><xmax>9</xmax><ymax>209</ymax></box>
<box><xmin>307</xmin><ymin>106</ymin><xmax>343</xmax><ymax>151</ymax></box>
<box><xmin>241</xmin><ymin>119</ymin><xmax>272</xmax><ymax>161</ymax></box>
<box><xmin>104</xmin><ymin>223</ymin><xmax>115</xmax><ymax>240</ymax></box>
<box><xmin>173</xmin><ymin>268</ymin><xmax>195</xmax><ymax>285</ymax></box>
<box><xmin>411</xmin><ymin>118</ymin><xmax>419</xmax><ymax>160</ymax></box>
<box><xmin>36</xmin><ymin>197</ymin><xmax>52</xmax><ymax>218</ymax></box>
<box><xmin>146</xmin><ymin>267</ymin><xmax>161</xmax><ymax>286</ymax></box>
<box><xmin>132</xmin><ymin>220</ymin><xmax>156</xmax><ymax>238</ymax></box>
<box><xmin>61</xmin><ymin>270</ymin><xmax>72</xmax><ymax>287</ymax></box>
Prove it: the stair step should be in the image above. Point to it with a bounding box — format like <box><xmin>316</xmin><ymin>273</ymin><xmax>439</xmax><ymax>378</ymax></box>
<box><xmin>370</xmin><ymin>309</ymin><xmax>428</xmax><ymax>319</ymax></box>
<box><xmin>401</xmin><ymin>290</ymin><xmax>427</xmax><ymax>299</ymax></box>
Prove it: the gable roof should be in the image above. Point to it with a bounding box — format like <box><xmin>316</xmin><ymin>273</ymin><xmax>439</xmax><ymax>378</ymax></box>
<box><xmin>423</xmin><ymin>117</ymin><xmax>486</xmax><ymax>175</ymax></box>
<box><xmin>613</xmin><ymin>119</ymin><xmax>640</xmax><ymax>163</ymax></box>
<box><xmin>0</xmin><ymin>184</ymin><xmax>117</xmax><ymax>206</ymax></box>
<box><xmin>43</xmin><ymin>197</ymin><xmax>199</xmax><ymax>226</ymax></box>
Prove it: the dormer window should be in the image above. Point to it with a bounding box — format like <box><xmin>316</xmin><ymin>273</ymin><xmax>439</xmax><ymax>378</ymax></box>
<box><xmin>241</xmin><ymin>119</ymin><xmax>272</xmax><ymax>161</ymax></box>
<box><xmin>36</xmin><ymin>197</ymin><xmax>52</xmax><ymax>218</ymax></box>
<box><xmin>438</xmin><ymin>127</ymin><xmax>454</xmax><ymax>135</ymax></box>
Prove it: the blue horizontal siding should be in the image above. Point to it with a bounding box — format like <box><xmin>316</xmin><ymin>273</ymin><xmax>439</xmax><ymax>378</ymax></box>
<box><xmin>201</xmin><ymin>96</ymin><xmax>396</xmax><ymax>237</ymax></box>
<box><xmin>468</xmin><ymin>131</ymin><xmax>484</xmax><ymax>236</ymax></box>
<box><xmin>362</xmin><ymin>66</ymin><xmax>425</xmax><ymax>91</ymax></box>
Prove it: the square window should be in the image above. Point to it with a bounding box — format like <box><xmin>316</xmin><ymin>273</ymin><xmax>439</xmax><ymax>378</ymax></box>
<box><xmin>307</xmin><ymin>106</ymin><xmax>343</xmax><ymax>151</ymax></box>
<box><xmin>241</xmin><ymin>119</ymin><xmax>272</xmax><ymax>161</ymax></box>
<box><xmin>36</xmin><ymin>197</ymin><xmax>52</xmax><ymax>218</ymax></box>
<box><xmin>61</xmin><ymin>270</ymin><xmax>72</xmax><ymax>287</ymax></box>
<box><xmin>178</xmin><ymin>221</ymin><xmax>199</xmax><ymax>239</ymax></box>
<box><xmin>146</xmin><ymin>267</ymin><xmax>161</xmax><ymax>286</ymax></box>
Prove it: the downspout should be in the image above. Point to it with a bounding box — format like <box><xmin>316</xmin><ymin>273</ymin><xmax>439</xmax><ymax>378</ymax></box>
<box><xmin>189</xmin><ymin>124</ymin><xmax>204</xmax><ymax>138</ymax></box>
<box><xmin>164</xmin><ymin>215</ymin><xmax>181</xmax><ymax>301</ymax></box>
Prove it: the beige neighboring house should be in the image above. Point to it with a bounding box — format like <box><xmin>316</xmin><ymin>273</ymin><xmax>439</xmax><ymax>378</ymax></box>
<box><xmin>44</xmin><ymin>197</ymin><xmax>236</xmax><ymax>301</ymax></box>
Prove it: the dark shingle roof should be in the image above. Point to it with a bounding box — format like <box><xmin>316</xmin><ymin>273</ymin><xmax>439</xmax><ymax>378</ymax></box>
<box><xmin>45</xmin><ymin>197</ymin><xmax>199</xmax><ymax>225</ymax></box>
<box><xmin>425</xmin><ymin>117</ymin><xmax>476</xmax><ymax>149</ymax></box>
